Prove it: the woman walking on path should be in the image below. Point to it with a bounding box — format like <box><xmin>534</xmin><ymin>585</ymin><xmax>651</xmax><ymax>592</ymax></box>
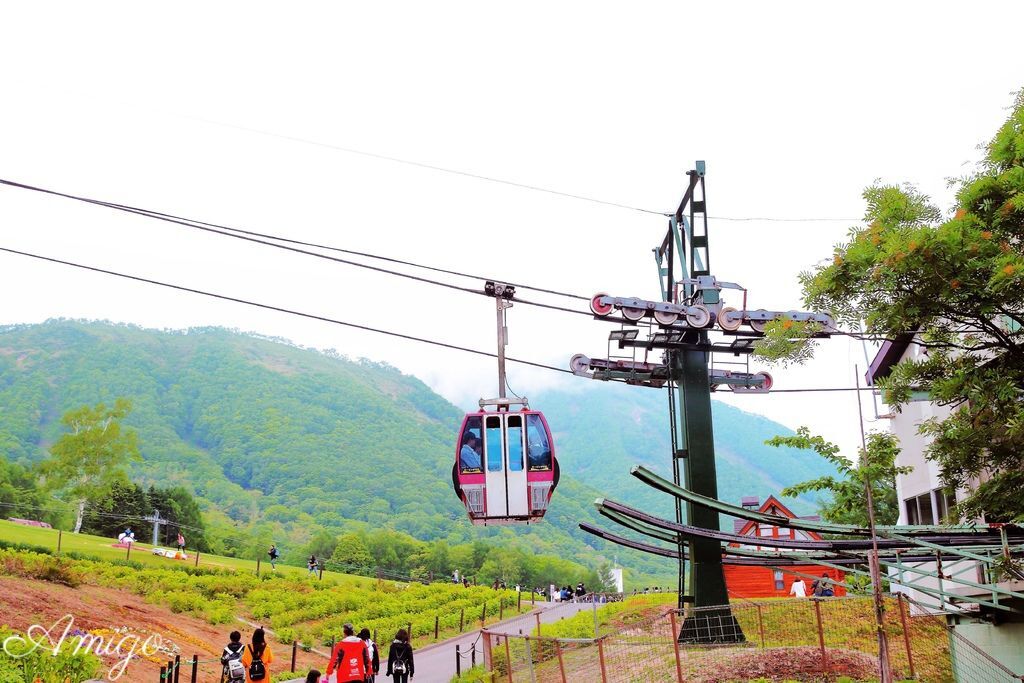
<box><xmin>385</xmin><ymin>629</ymin><xmax>414</xmax><ymax>682</ymax></box>
<box><xmin>358</xmin><ymin>628</ymin><xmax>380</xmax><ymax>682</ymax></box>
<box><xmin>240</xmin><ymin>628</ymin><xmax>274</xmax><ymax>682</ymax></box>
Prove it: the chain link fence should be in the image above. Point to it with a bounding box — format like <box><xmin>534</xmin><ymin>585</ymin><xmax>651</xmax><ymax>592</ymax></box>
<box><xmin>483</xmin><ymin>595</ymin><xmax>1022</xmax><ymax>682</ymax></box>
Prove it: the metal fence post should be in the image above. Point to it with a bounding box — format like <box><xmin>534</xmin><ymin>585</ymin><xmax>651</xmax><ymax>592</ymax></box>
<box><xmin>535</xmin><ymin>612</ymin><xmax>541</xmax><ymax>636</ymax></box>
<box><xmin>592</xmin><ymin>597</ymin><xmax>599</xmax><ymax>637</ymax></box>
<box><xmin>291</xmin><ymin>641</ymin><xmax>297</xmax><ymax>672</ymax></box>
<box><xmin>435</xmin><ymin>615</ymin><xmax>439</xmax><ymax>640</ymax></box>
<box><xmin>190</xmin><ymin>654</ymin><xmax>198</xmax><ymax>683</ymax></box>
<box><xmin>500</xmin><ymin>598</ymin><xmax>505</xmax><ymax>620</ymax></box>
<box><xmin>159</xmin><ymin>665</ymin><xmax>166</xmax><ymax>682</ymax></box>
<box><xmin>554</xmin><ymin>639</ymin><xmax>567</xmax><ymax>683</ymax></box>
<box><xmin>194</xmin><ymin>551</ymin><xmax>200</xmax><ymax>567</ymax></box>
<box><xmin>456</xmin><ymin>644</ymin><xmax>462</xmax><ymax>676</ymax></box>
<box><xmin>57</xmin><ymin>530</ymin><xmax>62</xmax><ymax>554</ymax></box>
<box><xmin>126</xmin><ymin>544</ymin><xmax>132</xmax><ymax>561</ymax></box>
<box><xmin>897</xmin><ymin>593</ymin><xmax>916</xmax><ymax>680</ymax></box>
<box><xmin>256</xmin><ymin>558</ymin><xmax>260</xmax><ymax>576</ymax></box>
<box><xmin>756</xmin><ymin>603</ymin><xmax>766</xmax><ymax>647</ymax></box>
<box><xmin>505</xmin><ymin>635</ymin><xmax>513</xmax><ymax>683</ymax></box>
<box><xmin>524</xmin><ymin>637</ymin><xmax>537</xmax><ymax>683</ymax></box>
<box><xmin>407</xmin><ymin>622</ymin><xmax>412</xmax><ymax>640</ymax></box>
<box><xmin>597</xmin><ymin>637</ymin><xmax>608</xmax><ymax>683</ymax></box>
<box><xmin>813</xmin><ymin>599</ymin><xmax>829</xmax><ymax>674</ymax></box>
<box><xmin>668</xmin><ymin>610</ymin><xmax>684</xmax><ymax>683</ymax></box>
<box><xmin>518</xmin><ymin>590</ymin><xmax>522</xmax><ymax>611</ymax></box>
<box><xmin>173</xmin><ymin>654</ymin><xmax>181</xmax><ymax>683</ymax></box>
<box><xmin>481</xmin><ymin>602</ymin><xmax>487</xmax><ymax>626</ymax></box>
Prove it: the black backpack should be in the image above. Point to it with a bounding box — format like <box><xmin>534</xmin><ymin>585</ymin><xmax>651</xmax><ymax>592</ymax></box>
<box><xmin>247</xmin><ymin>644</ymin><xmax>267</xmax><ymax>681</ymax></box>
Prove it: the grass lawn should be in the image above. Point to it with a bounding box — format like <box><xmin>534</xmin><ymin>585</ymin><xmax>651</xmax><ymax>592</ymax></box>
<box><xmin>0</xmin><ymin>518</ymin><xmax>361</xmax><ymax>583</ymax></box>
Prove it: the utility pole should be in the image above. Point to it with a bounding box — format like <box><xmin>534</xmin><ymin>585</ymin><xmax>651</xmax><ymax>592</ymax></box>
<box><xmin>855</xmin><ymin>366</ymin><xmax>893</xmax><ymax>683</ymax></box>
<box><xmin>143</xmin><ymin>509</ymin><xmax>166</xmax><ymax>546</ymax></box>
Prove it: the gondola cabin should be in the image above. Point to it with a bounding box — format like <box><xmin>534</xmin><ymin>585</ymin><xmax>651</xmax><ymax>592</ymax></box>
<box><xmin>453</xmin><ymin>405</ymin><xmax>558</xmax><ymax>525</ymax></box>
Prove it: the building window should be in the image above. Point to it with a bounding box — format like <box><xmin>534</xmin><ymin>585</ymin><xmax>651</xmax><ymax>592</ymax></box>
<box><xmin>905</xmin><ymin>493</ymin><xmax>934</xmax><ymax>525</ymax></box>
<box><xmin>773</xmin><ymin>570</ymin><xmax>784</xmax><ymax>591</ymax></box>
<box><xmin>933</xmin><ymin>488</ymin><xmax>957</xmax><ymax>523</ymax></box>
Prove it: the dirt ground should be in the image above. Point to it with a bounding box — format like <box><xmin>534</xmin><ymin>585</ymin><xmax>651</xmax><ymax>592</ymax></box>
<box><xmin>0</xmin><ymin>576</ymin><xmax>327</xmax><ymax>682</ymax></box>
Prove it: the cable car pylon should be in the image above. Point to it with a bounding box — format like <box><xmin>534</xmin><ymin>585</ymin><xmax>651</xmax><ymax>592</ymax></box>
<box><xmin>572</xmin><ymin>162</ymin><xmax>839</xmax><ymax>645</ymax></box>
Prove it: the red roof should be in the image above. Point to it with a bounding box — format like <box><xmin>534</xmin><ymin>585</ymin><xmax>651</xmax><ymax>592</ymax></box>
<box><xmin>733</xmin><ymin>495</ymin><xmax>824</xmax><ymax>541</ymax></box>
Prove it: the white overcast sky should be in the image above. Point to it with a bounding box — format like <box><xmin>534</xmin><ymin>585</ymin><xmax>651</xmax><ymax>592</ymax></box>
<box><xmin>1</xmin><ymin>1</ymin><xmax>1021</xmax><ymax>457</ymax></box>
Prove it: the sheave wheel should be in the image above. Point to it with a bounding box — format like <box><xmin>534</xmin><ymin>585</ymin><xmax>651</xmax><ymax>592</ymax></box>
<box><xmin>686</xmin><ymin>305</ymin><xmax>711</xmax><ymax>328</ymax></box>
<box><xmin>590</xmin><ymin>293</ymin><xmax>613</xmax><ymax>317</ymax></box>
<box><xmin>749</xmin><ymin>309</ymin><xmax>770</xmax><ymax>333</ymax></box>
<box><xmin>717</xmin><ymin>306</ymin><xmax>742</xmax><ymax>331</ymax></box>
<box><xmin>653</xmin><ymin>309</ymin><xmax>679</xmax><ymax>326</ymax></box>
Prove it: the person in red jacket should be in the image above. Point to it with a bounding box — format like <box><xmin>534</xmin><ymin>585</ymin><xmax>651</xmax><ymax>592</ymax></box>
<box><xmin>326</xmin><ymin>623</ymin><xmax>370</xmax><ymax>683</ymax></box>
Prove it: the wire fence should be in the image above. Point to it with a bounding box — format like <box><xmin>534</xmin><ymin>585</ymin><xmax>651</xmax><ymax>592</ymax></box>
<box><xmin>483</xmin><ymin>595</ymin><xmax>1023</xmax><ymax>682</ymax></box>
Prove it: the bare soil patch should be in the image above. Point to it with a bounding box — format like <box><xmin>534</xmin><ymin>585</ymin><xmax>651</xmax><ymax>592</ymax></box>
<box><xmin>0</xmin><ymin>576</ymin><xmax>325</xmax><ymax>681</ymax></box>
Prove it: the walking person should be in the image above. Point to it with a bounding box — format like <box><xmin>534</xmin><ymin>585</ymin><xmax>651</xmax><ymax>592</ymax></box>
<box><xmin>220</xmin><ymin>630</ymin><xmax>246</xmax><ymax>682</ymax></box>
<box><xmin>268</xmin><ymin>544</ymin><xmax>279</xmax><ymax>571</ymax></box>
<box><xmin>176</xmin><ymin>532</ymin><xmax>186</xmax><ymax>552</ymax></box>
<box><xmin>386</xmin><ymin>629</ymin><xmax>414</xmax><ymax>683</ymax></box>
<box><xmin>327</xmin><ymin>623</ymin><xmax>370</xmax><ymax>683</ymax></box>
<box><xmin>358</xmin><ymin>628</ymin><xmax>380</xmax><ymax>682</ymax></box>
<box><xmin>240</xmin><ymin>628</ymin><xmax>274</xmax><ymax>682</ymax></box>
<box><xmin>308</xmin><ymin>554</ymin><xmax>318</xmax><ymax>576</ymax></box>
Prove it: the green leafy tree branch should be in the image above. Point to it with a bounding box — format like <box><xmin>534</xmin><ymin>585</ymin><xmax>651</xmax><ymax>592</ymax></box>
<box><xmin>768</xmin><ymin>427</ymin><xmax>910</xmax><ymax>526</ymax></box>
<box><xmin>758</xmin><ymin>90</ymin><xmax>1024</xmax><ymax>521</ymax></box>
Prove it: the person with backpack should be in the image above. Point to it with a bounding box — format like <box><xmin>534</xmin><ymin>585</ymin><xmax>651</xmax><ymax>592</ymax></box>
<box><xmin>385</xmin><ymin>629</ymin><xmax>414</xmax><ymax>683</ymax></box>
<box><xmin>220</xmin><ymin>630</ymin><xmax>246</xmax><ymax>682</ymax></box>
<box><xmin>308</xmin><ymin>554</ymin><xmax>318</xmax><ymax>577</ymax></box>
<box><xmin>240</xmin><ymin>628</ymin><xmax>274</xmax><ymax>682</ymax></box>
<box><xmin>358</xmin><ymin>628</ymin><xmax>380</xmax><ymax>682</ymax></box>
<box><xmin>268</xmin><ymin>544</ymin><xmax>279</xmax><ymax>570</ymax></box>
<box><xmin>327</xmin><ymin>623</ymin><xmax>370</xmax><ymax>683</ymax></box>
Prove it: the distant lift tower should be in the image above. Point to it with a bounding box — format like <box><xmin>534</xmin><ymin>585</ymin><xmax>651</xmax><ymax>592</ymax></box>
<box><xmin>572</xmin><ymin>162</ymin><xmax>836</xmax><ymax>643</ymax></box>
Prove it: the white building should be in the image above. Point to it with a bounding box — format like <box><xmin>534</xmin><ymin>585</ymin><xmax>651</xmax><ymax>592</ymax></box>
<box><xmin>867</xmin><ymin>335</ymin><xmax>1024</xmax><ymax>674</ymax></box>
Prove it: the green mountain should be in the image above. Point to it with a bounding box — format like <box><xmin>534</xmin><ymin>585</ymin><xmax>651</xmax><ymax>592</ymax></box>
<box><xmin>0</xmin><ymin>320</ymin><xmax>836</xmax><ymax>583</ymax></box>
<box><xmin>534</xmin><ymin>383</ymin><xmax>832</xmax><ymax>523</ymax></box>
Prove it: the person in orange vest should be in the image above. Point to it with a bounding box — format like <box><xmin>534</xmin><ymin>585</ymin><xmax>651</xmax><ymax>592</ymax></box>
<box><xmin>326</xmin><ymin>623</ymin><xmax>370</xmax><ymax>683</ymax></box>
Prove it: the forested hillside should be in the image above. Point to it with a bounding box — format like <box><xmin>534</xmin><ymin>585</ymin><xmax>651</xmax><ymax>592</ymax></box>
<box><xmin>535</xmin><ymin>383</ymin><xmax>832</xmax><ymax>520</ymax></box>
<box><xmin>0</xmin><ymin>320</ymin><xmax>837</xmax><ymax>585</ymax></box>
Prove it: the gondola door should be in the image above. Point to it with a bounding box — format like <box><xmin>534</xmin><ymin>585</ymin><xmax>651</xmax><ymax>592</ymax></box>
<box><xmin>483</xmin><ymin>415</ymin><xmax>507</xmax><ymax>518</ymax></box>
<box><xmin>505</xmin><ymin>414</ymin><xmax>529</xmax><ymax>517</ymax></box>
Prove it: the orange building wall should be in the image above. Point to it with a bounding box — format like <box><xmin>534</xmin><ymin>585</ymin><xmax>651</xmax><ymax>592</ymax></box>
<box><xmin>723</xmin><ymin>564</ymin><xmax>847</xmax><ymax>599</ymax></box>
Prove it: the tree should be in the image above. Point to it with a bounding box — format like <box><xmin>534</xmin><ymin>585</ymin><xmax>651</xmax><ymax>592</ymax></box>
<box><xmin>40</xmin><ymin>399</ymin><xmax>141</xmax><ymax>533</ymax></box>
<box><xmin>767</xmin><ymin>428</ymin><xmax>910</xmax><ymax>526</ymax></box>
<box><xmin>759</xmin><ymin>91</ymin><xmax>1024</xmax><ymax>522</ymax></box>
<box><xmin>596</xmin><ymin>562</ymin><xmax>618</xmax><ymax>593</ymax></box>
<box><xmin>331</xmin><ymin>532</ymin><xmax>373</xmax><ymax>570</ymax></box>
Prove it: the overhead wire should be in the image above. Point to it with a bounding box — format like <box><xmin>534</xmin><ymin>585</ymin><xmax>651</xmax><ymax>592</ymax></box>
<box><xmin>0</xmin><ymin>245</ymin><xmax>574</xmax><ymax>375</ymax></box>
<box><xmin>0</xmin><ymin>246</ymin><xmax>903</xmax><ymax>395</ymax></box>
<box><xmin>188</xmin><ymin>117</ymin><xmax>865</xmax><ymax>223</ymax></box>
<box><xmin>0</xmin><ymin>178</ymin><xmax>595</xmax><ymax>315</ymax></box>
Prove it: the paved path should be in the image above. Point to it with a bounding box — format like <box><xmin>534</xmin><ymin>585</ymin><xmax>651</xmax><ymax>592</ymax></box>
<box><xmin>282</xmin><ymin>599</ymin><xmax>596</xmax><ymax>683</ymax></box>
<box><xmin>413</xmin><ymin>599</ymin><xmax>594</xmax><ymax>683</ymax></box>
